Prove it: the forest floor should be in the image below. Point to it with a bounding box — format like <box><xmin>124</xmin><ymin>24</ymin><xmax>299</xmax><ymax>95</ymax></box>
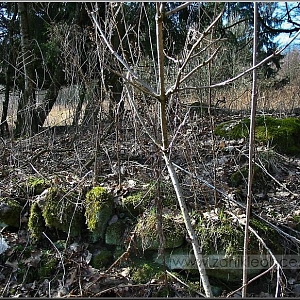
<box><xmin>1</xmin><ymin>110</ymin><xmax>300</xmax><ymax>298</ymax></box>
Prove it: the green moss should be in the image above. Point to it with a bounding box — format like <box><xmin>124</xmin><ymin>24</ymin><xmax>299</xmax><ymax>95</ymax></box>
<box><xmin>215</xmin><ymin>116</ymin><xmax>300</xmax><ymax>155</ymax></box>
<box><xmin>120</xmin><ymin>192</ymin><xmax>144</xmax><ymax>217</ymax></box>
<box><xmin>250</xmin><ymin>218</ymin><xmax>283</xmax><ymax>253</ymax></box>
<box><xmin>54</xmin><ymin>240</ymin><xmax>67</xmax><ymax>250</ymax></box>
<box><xmin>131</xmin><ymin>262</ymin><xmax>165</xmax><ymax>284</ymax></box>
<box><xmin>214</xmin><ymin>119</ymin><xmax>250</xmax><ymax>140</ymax></box>
<box><xmin>194</xmin><ymin>211</ymin><xmax>282</xmax><ymax>257</ymax></box>
<box><xmin>16</xmin><ymin>261</ymin><xmax>35</xmax><ymax>283</ymax></box>
<box><xmin>135</xmin><ymin>210</ymin><xmax>185</xmax><ymax>250</ymax></box>
<box><xmin>42</xmin><ymin>187</ymin><xmax>84</xmax><ymax>237</ymax></box>
<box><xmin>194</xmin><ymin>209</ymin><xmax>257</xmax><ymax>256</ymax></box>
<box><xmin>151</xmin><ymin>181</ymin><xmax>178</xmax><ymax>208</ymax></box>
<box><xmin>85</xmin><ymin>186</ymin><xmax>113</xmax><ymax>242</ymax></box>
<box><xmin>26</xmin><ymin>176</ymin><xmax>51</xmax><ymax>196</ymax></box>
<box><xmin>293</xmin><ymin>215</ymin><xmax>300</xmax><ymax>231</ymax></box>
<box><xmin>14</xmin><ymin>249</ymin><xmax>57</xmax><ymax>283</ymax></box>
<box><xmin>0</xmin><ymin>198</ymin><xmax>22</xmax><ymax>227</ymax></box>
<box><xmin>91</xmin><ymin>248</ymin><xmax>113</xmax><ymax>269</ymax></box>
<box><xmin>105</xmin><ymin>220</ymin><xmax>126</xmax><ymax>245</ymax></box>
<box><xmin>28</xmin><ymin>202</ymin><xmax>46</xmax><ymax>241</ymax></box>
<box><xmin>38</xmin><ymin>252</ymin><xmax>59</xmax><ymax>278</ymax></box>
<box><xmin>229</xmin><ymin>165</ymin><xmax>268</xmax><ymax>192</ymax></box>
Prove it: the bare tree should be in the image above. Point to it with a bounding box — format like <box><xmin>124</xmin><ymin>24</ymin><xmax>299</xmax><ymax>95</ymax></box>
<box><xmin>15</xmin><ymin>2</ymin><xmax>36</xmax><ymax>136</ymax></box>
<box><xmin>89</xmin><ymin>2</ymin><xmax>222</xmax><ymax>296</ymax></box>
<box><xmin>88</xmin><ymin>1</ymin><xmax>300</xmax><ymax>297</ymax></box>
<box><xmin>0</xmin><ymin>5</ymin><xmax>17</xmax><ymax>136</ymax></box>
<box><xmin>242</xmin><ymin>2</ymin><xmax>258</xmax><ymax>297</ymax></box>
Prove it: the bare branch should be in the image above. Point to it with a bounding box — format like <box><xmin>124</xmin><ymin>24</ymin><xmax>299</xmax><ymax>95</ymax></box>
<box><xmin>175</xmin><ymin>28</ymin><xmax>300</xmax><ymax>92</ymax></box>
<box><xmin>165</xmin><ymin>2</ymin><xmax>191</xmax><ymax>17</ymax></box>
<box><xmin>179</xmin><ymin>46</ymin><xmax>221</xmax><ymax>86</ymax></box>
<box><xmin>168</xmin><ymin>10</ymin><xmax>224</xmax><ymax>95</ymax></box>
<box><xmin>90</xmin><ymin>10</ymin><xmax>158</xmax><ymax>97</ymax></box>
<box><xmin>242</xmin><ymin>2</ymin><xmax>258</xmax><ymax>296</ymax></box>
<box><xmin>125</xmin><ymin>72</ymin><xmax>162</xmax><ymax>149</ymax></box>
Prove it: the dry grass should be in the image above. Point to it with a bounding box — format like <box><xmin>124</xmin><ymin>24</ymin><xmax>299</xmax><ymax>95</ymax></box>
<box><xmin>44</xmin><ymin>105</ymin><xmax>76</xmax><ymax>127</ymax></box>
<box><xmin>1</xmin><ymin>84</ymin><xmax>300</xmax><ymax>130</ymax></box>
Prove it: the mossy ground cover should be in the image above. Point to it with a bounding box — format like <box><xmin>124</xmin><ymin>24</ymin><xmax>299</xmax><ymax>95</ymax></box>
<box><xmin>28</xmin><ymin>201</ymin><xmax>46</xmax><ymax>241</ymax></box>
<box><xmin>38</xmin><ymin>187</ymin><xmax>84</xmax><ymax>237</ymax></box>
<box><xmin>85</xmin><ymin>186</ymin><xmax>114</xmax><ymax>242</ymax></box>
<box><xmin>215</xmin><ymin>116</ymin><xmax>300</xmax><ymax>155</ymax></box>
<box><xmin>0</xmin><ymin>198</ymin><xmax>22</xmax><ymax>227</ymax></box>
<box><xmin>26</xmin><ymin>176</ymin><xmax>51</xmax><ymax>196</ymax></box>
<box><xmin>194</xmin><ymin>209</ymin><xmax>248</xmax><ymax>256</ymax></box>
<box><xmin>135</xmin><ymin>209</ymin><xmax>185</xmax><ymax>251</ymax></box>
<box><xmin>90</xmin><ymin>248</ymin><xmax>113</xmax><ymax>269</ymax></box>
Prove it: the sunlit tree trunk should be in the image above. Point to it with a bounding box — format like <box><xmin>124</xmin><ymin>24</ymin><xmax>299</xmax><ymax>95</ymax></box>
<box><xmin>242</xmin><ymin>2</ymin><xmax>258</xmax><ymax>297</ymax></box>
<box><xmin>156</xmin><ymin>3</ymin><xmax>214</xmax><ymax>297</ymax></box>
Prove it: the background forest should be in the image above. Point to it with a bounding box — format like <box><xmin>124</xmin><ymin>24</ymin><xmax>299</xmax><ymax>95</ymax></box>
<box><xmin>1</xmin><ymin>2</ymin><xmax>300</xmax><ymax>298</ymax></box>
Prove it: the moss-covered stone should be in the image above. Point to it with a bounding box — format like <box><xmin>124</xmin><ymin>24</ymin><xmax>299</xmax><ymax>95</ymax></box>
<box><xmin>135</xmin><ymin>210</ymin><xmax>185</xmax><ymax>251</ymax></box>
<box><xmin>131</xmin><ymin>261</ymin><xmax>165</xmax><ymax>284</ymax></box>
<box><xmin>91</xmin><ymin>248</ymin><xmax>113</xmax><ymax>269</ymax></box>
<box><xmin>215</xmin><ymin>116</ymin><xmax>300</xmax><ymax>155</ymax></box>
<box><xmin>0</xmin><ymin>198</ymin><xmax>22</xmax><ymax>228</ymax></box>
<box><xmin>188</xmin><ymin>209</ymin><xmax>284</xmax><ymax>282</ymax></box>
<box><xmin>229</xmin><ymin>165</ymin><xmax>269</xmax><ymax>193</ymax></box>
<box><xmin>41</xmin><ymin>187</ymin><xmax>84</xmax><ymax>237</ymax></box>
<box><xmin>26</xmin><ymin>176</ymin><xmax>51</xmax><ymax>196</ymax></box>
<box><xmin>85</xmin><ymin>186</ymin><xmax>113</xmax><ymax>242</ymax></box>
<box><xmin>249</xmin><ymin>218</ymin><xmax>283</xmax><ymax>254</ymax></box>
<box><xmin>38</xmin><ymin>252</ymin><xmax>59</xmax><ymax>278</ymax></box>
<box><xmin>119</xmin><ymin>192</ymin><xmax>144</xmax><ymax>217</ymax></box>
<box><xmin>105</xmin><ymin>220</ymin><xmax>126</xmax><ymax>245</ymax></box>
<box><xmin>28</xmin><ymin>201</ymin><xmax>46</xmax><ymax>241</ymax></box>
<box><xmin>194</xmin><ymin>209</ymin><xmax>256</xmax><ymax>256</ymax></box>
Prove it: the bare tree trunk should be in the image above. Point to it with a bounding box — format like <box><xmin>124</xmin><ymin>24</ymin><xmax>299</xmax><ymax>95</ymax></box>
<box><xmin>106</xmin><ymin>3</ymin><xmax>125</xmax><ymax>120</ymax></box>
<box><xmin>15</xmin><ymin>2</ymin><xmax>36</xmax><ymax>136</ymax></box>
<box><xmin>90</xmin><ymin>2</ymin><xmax>214</xmax><ymax>295</ymax></box>
<box><xmin>156</xmin><ymin>3</ymin><xmax>213</xmax><ymax>297</ymax></box>
<box><xmin>242</xmin><ymin>2</ymin><xmax>258</xmax><ymax>297</ymax></box>
<box><xmin>156</xmin><ymin>3</ymin><xmax>168</xmax><ymax>150</ymax></box>
<box><xmin>208</xmin><ymin>3</ymin><xmax>219</xmax><ymax>207</ymax></box>
<box><xmin>163</xmin><ymin>154</ymin><xmax>213</xmax><ymax>297</ymax></box>
<box><xmin>0</xmin><ymin>8</ymin><xmax>17</xmax><ymax>137</ymax></box>
<box><xmin>33</xmin><ymin>67</ymin><xmax>64</xmax><ymax>131</ymax></box>
<box><xmin>72</xmin><ymin>84</ymin><xmax>86</xmax><ymax>126</ymax></box>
